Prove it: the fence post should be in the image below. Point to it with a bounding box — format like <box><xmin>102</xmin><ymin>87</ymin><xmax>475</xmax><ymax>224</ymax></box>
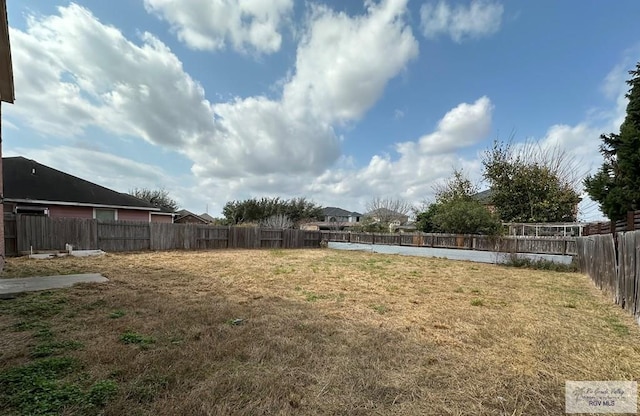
<box><xmin>627</xmin><ymin>211</ymin><xmax>635</xmax><ymax>232</ymax></box>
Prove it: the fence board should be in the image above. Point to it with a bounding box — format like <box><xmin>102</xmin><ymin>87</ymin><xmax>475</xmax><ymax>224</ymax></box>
<box><xmin>97</xmin><ymin>221</ymin><xmax>150</xmax><ymax>252</ymax></box>
<box><xmin>4</xmin><ymin>214</ymin><xmax>17</xmax><ymax>256</ymax></box>
<box><xmin>577</xmin><ymin>230</ymin><xmax>640</xmax><ymax>323</ymax></box>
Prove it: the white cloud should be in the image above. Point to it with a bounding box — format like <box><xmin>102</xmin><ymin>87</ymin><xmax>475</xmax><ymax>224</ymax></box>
<box><xmin>410</xmin><ymin>96</ymin><xmax>493</xmax><ymax>154</ymax></box>
<box><xmin>300</xmin><ymin>97</ymin><xmax>493</xmax><ymax>208</ymax></box>
<box><xmin>7</xmin><ymin>1</ymin><xmax>418</xmax><ymax>181</ymax></box>
<box><xmin>7</xmin><ymin>94</ymin><xmax>493</xmax><ymax>216</ymax></box>
<box><xmin>420</xmin><ymin>0</ymin><xmax>503</xmax><ymax>43</ymax></box>
<box><xmin>283</xmin><ymin>0</ymin><xmax>419</xmax><ymax>124</ymax></box>
<box><xmin>143</xmin><ymin>0</ymin><xmax>293</xmax><ymax>54</ymax></box>
<box><xmin>394</xmin><ymin>109</ymin><xmax>405</xmax><ymax>120</ymax></box>
<box><xmin>8</xmin><ymin>4</ymin><xmax>214</xmax><ymax>147</ymax></box>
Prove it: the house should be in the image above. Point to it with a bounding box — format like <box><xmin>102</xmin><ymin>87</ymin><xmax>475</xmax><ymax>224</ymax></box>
<box><xmin>1</xmin><ymin>0</ymin><xmax>15</xmax><ymax>268</ymax></box>
<box><xmin>365</xmin><ymin>208</ymin><xmax>409</xmax><ymax>227</ymax></box>
<box><xmin>300</xmin><ymin>207</ymin><xmax>362</xmax><ymax>231</ymax></box>
<box><xmin>321</xmin><ymin>207</ymin><xmax>362</xmax><ymax>223</ymax></box>
<box><xmin>3</xmin><ymin>157</ymin><xmax>174</xmax><ymax>222</ymax></box>
<box><xmin>472</xmin><ymin>189</ymin><xmax>496</xmax><ymax>213</ymax></box>
<box><xmin>174</xmin><ymin>209</ymin><xmax>208</xmax><ymax>224</ymax></box>
<box><xmin>199</xmin><ymin>213</ymin><xmax>216</xmax><ymax>224</ymax></box>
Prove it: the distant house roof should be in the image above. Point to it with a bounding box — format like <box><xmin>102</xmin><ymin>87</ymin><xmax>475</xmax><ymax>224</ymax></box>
<box><xmin>175</xmin><ymin>209</ymin><xmax>208</xmax><ymax>224</ymax></box>
<box><xmin>200</xmin><ymin>213</ymin><xmax>215</xmax><ymax>223</ymax></box>
<box><xmin>4</xmin><ymin>157</ymin><xmax>161</xmax><ymax>211</ymax></box>
<box><xmin>322</xmin><ymin>207</ymin><xmax>362</xmax><ymax>217</ymax></box>
<box><xmin>0</xmin><ymin>0</ymin><xmax>14</xmax><ymax>103</ymax></box>
<box><xmin>472</xmin><ymin>189</ymin><xmax>494</xmax><ymax>205</ymax></box>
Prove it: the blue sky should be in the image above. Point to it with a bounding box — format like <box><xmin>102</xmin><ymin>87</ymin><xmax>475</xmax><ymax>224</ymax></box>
<box><xmin>3</xmin><ymin>0</ymin><xmax>640</xmax><ymax>220</ymax></box>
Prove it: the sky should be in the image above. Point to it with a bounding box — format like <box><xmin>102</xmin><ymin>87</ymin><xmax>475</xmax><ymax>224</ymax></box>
<box><xmin>3</xmin><ymin>0</ymin><xmax>639</xmax><ymax>221</ymax></box>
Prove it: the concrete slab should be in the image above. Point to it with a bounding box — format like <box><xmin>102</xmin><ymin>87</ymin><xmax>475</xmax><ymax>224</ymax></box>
<box><xmin>0</xmin><ymin>273</ymin><xmax>108</xmax><ymax>298</ymax></box>
<box><xmin>328</xmin><ymin>242</ymin><xmax>574</xmax><ymax>264</ymax></box>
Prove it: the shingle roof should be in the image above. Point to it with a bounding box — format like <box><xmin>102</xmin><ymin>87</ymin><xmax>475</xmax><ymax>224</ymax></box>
<box><xmin>472</xmin><ymin>189</ymin><xmax>494</xmax><ymax>205</ymax></box>
<box><xmin>0</xmin><ymin>0</ymin><xmax>14</xmax><ymax>103</ymax></box>
<box><xmin>322</xmin><ymin>207</ymin><xmax>362</xmax><ymax>217</ymax></box>
<box><xmin>175</xmin><ymin>209</ymin><xmax>207</xmax><ymax>223</ymax></box>
<box><xmin>4</xmin><ymin>157</ymin><xmax>159</xmax><ymax>210</ymax></box>
<box><xmin>200</xmin><ymin>213</ymin><xmax>215</xmax><ymax>222</ymax></box>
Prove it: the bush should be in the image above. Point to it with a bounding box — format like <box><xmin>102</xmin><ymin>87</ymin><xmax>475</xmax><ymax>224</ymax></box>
<box><xmin>431</xmin><ymin>199</ymin><xmax>502</xmax><ymax>235</ymax></box>
<box><xmin>502</xmin><ymin>253</ymin><xmax>578</xmax><ymax>272</ymax></box>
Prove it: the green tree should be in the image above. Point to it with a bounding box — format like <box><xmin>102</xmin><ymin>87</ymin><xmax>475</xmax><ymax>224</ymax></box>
<box><xmin>482</xmin><ymin>140</ymin><xmax>581</xmax><ymax>223</ymax></box>
<box><xmin>414</xmin><ymin>204</ymin><xmax>440</xmax><ymax>233</ymax></box>
<box><xmin>415</xmin><ymin>169</ymin><xmax>502</xmax><ymax>234</ymax></box>
<box><xmin>584</xmin><ymin>62</ymin><xmax>640</xmax><ymax>221</ymax></box>
<box><xmin>431</xmin><ymin>199</ymin><xmax>502</xmax><ymax>235</ymax></box>
<box><xmin>129</xmin><ymin>188</ymin><xmax>179</xmax><ymax>212</ymax></box>
<box><xmin>222</xmin><ymin>197</ymin><xmax>322</xmax><ymax>226</ymax></box>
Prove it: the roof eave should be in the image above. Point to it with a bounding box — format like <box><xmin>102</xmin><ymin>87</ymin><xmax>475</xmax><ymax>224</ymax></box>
<box><xmin>0</xmin><ymin>0</ymin><xmax>15</xmax><ymax>104</ymax></box>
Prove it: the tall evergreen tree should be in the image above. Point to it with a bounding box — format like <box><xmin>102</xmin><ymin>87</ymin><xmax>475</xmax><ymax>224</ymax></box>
<box><xmin>585</xmin><ymin>62</ymin><xmax>640</xmax><ymax>221</ymax></box>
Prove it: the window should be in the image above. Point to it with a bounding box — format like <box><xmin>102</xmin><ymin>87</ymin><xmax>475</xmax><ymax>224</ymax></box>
<box><xmin>16</xmin><ymin>206</ymin><xmax>48</xmax><ymax>216</ymax></box>
<box><xmin>95</xmin><ymin>209</ymin><xmax>116</xmax><ymax>221</ymax></box>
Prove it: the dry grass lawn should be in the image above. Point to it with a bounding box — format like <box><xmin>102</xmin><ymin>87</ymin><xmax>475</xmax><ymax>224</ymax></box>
<box><xmin>1</xmin><ymin>248</ymin><xmax>639</xmax><ymax>415</ymax></box>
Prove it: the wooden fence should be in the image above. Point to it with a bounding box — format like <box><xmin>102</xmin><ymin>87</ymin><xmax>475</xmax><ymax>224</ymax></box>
<box><xmin>576</xmin><ymin>231</ymin><xmax>640</xmax><ymax>321</ymax></box>
<box><xmin>320</xmin><ymin>231</ymin><xmax>576</xmax><ymax>256</ymax></box>
<box><xmin>5</xmin><ymin>215</ymin><xmax>322</xmax><ymax>255</ymax></box>
<box><xmin>4</xmin><ymin>214</ymin><xmax>578</xmax><ymax>257</ymax></box>
<box><xmin>584</xmin><ymin>210</ymin><xmax>640</xmax><ymax>236</ymax></box>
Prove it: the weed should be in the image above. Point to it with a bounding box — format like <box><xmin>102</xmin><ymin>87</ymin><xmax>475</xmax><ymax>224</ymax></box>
<box><xmin>0</xmin><ymin>357</ymin><xmax>116</xmax><ymax>415</ymax></box>
<box><xmin>11</xmin><ymin>320</ymin><xmax>47</xmax><ymax>332</ymax></box>
<box><xmin>109</xmin><ymin>310</ymin><xmax>126</xmax><ymax>319</ymax></box>
<box><xmin>604</xmin><ymin>315</ymin><xmax>630</xmax><ymax>336</ymax></box>
<box><xmin>372</xmin><ymin>304</ymin><xmax>389</xmax><ymax>314</ymax></box>
<box><xmin>502</xmin><ymin>253</ymin><xmax>578</xmax><ymax>272</ymax></box>
<box><xmin>302</xmin><ymin>290</ymin><xmax>328</xmax><ymax>302</ymax></box>
<box><xmin>120</xmin><ymin>331</ymin><xmax>155</xmax><ymax>347</ymax></box>
<box><xmin>87</xmin><ymin>380</ymin><xmax>118</xmax><ymax>406</ymax></box>
<box><xmin>0</xmin><ymin>292</ymin><xmax>67</xmax><ymax>318</ymax></box>
<box><xmin>470</xmin><ymin>298</ymin><xmax>484</xmax><ymax>307</ymax></box>
<box><xmin>34</xmin><ymin>326</ymin><xmax>55</xmax><ymax>340</ymax></box>
<box><xmin>0</xmin><ymin>361</ymin><xmax>117</xmax><ymax>414</ymax></box>
<box><xmin>128</xmin><ymin>375</ymin><xmax>170</xmax><ymax>403</ymax></box>
<box><xmin>274</xmin><ymin>265</ymin><xmax>295</xmax><ymax>275</ymax></box>
<box><xmin>83</xmin><ymin>299</ymin><xmax>107</xmax><ymax>310</ymax></box>
<box><xmin>31</xmin><ymin>340</ymin><xmax>84</xmax><ymax>358</ymax></box>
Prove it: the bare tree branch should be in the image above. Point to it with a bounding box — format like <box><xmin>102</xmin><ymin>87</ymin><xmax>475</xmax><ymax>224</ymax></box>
<box><xmin>365</xmin><ymin>197</ymin><xmax>413</xmax><ymax>225</ymax></box>
<box><xmin>260</xmin><ymin>214</ymin><xmax>293</xmax><ymax>229</ymax></box>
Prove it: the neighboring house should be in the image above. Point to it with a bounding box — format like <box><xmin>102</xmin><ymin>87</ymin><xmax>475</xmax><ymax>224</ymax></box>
<box><xmin>3</xmin><ymin>157</ymin><xmax>174</xmax><ymax>223</ymax></box>
<box><xmin>301</xmin><ymin>207</ymin><xmax>362</xmax><ymax>231</ymax></box>
<box><xmin>199</xmin><ymin>213</ymin><xmax>216</xmax><ymax>224</ymax></box>
<box><xmin>472</xmin><ymin>189</ymin><xmax>580</xmax><ymax>220</ymax></box>
<box><xmin>321</xmin><ymin>207</ymin><xmax>362</xmax><ymax>223</ymax></box>
<box><xmin>174</xmin><ymin>209</ymin><xmax>208</xmax><ymax>224</ymax></box>
<box><xmin>472</xmin><ymin>189</ymin><xmax>496</xmax><ymax>213</ymax></box>
<box><xmin>1</xmin><ymin>0</ymin><xmax>15</xmax><ymax>268</ymax></box>
<box><xmin>366</xmin><ymin>208</ymin><xmax>409</xmax><ymax>227</ymax></box>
